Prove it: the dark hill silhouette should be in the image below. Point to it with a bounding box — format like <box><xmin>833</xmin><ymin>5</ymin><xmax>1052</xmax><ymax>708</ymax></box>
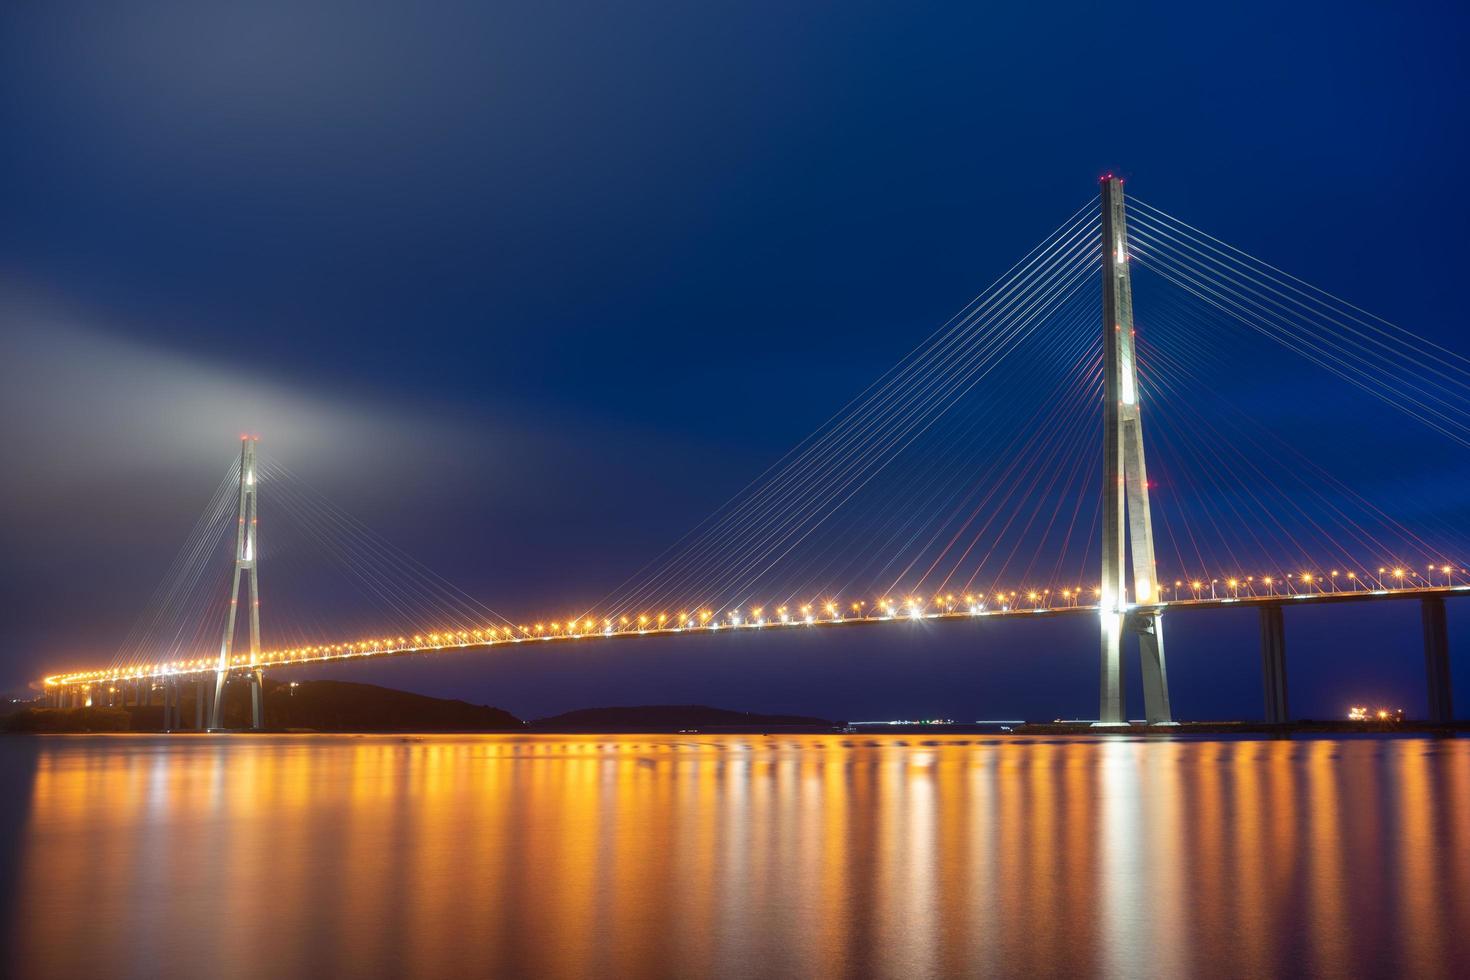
<box><xmin>267</xmin><ymin>680</ymin><xmax>523</xmax><ymax>731</ymax></box>
<box><xmin>530</xmin><ymin>704</ymin><xmax>835</xmax><ymax>731</ymax></box>
<box><xmin>5</xmin><ymin>686</ymin><xmax>840</xmax><ymax>733</ymax></box>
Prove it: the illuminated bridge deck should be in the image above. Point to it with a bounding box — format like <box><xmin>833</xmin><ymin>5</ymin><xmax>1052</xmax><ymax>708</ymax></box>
<box><xmin>46</xmin><ymin>583</ymin><xmax>1470</xmax><ymax>691</ymax></box>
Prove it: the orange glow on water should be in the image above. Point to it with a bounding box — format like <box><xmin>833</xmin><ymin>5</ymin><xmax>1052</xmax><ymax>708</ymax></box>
<box><xmin>6</xmin><ymin>735</ymin><xmax>1470</xmax><ymax>975</ymax></box>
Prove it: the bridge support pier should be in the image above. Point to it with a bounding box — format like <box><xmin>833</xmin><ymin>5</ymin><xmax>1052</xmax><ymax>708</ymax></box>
<box><xmin>1422</xmin><ymin>596</ymin><xmax>1453</xmax><ymax>723</ymax></box>
<box><xmin>207</xmin><ymin>675</ymin><xmax>224</xmax><ymax>730</ymax></box>
<box><xmin>210</xmin><ymin>672</ymin><xmax>226</xmax><ymax>730</ymax></box>
<box><xmin>1098</xmin><ymin>613</ymin><xmax>1126</xmax><ymax>725</ymax></box>
<box><xmin>1259</xmin><ymin>605</ymin><xmax>1289</xmax><ymax>724</ymax></box>
<box><xmin>249</xmin><ymin>671</ymin><xmax>264</xmax><ymax>730</ymax></box>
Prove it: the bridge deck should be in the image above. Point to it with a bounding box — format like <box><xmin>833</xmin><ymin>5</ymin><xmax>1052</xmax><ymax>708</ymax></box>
<box><xmin>46</xmin><ymin>584</ymin><xmax>1470</xmax><ymax>690</ymax></box>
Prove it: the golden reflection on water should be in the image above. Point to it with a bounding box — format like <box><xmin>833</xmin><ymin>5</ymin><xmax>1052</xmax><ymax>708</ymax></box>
<box><xmin>6</xmin><ymin>735</ymin><xmax>1470</xmax><ymax>979</ymax></box>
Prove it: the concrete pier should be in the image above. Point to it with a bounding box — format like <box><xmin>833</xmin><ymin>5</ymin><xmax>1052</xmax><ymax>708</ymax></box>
<box><xmin>1422</xmin><ymin>596</ymin><xmax>1453</xmax><ymax>723</ymax></box>
<box><xmin>250</xmin><ymin>671</ymin><xmax>264</xmax><ymax>730</ymax></box>
<box><xmin>1259</xmin><ymin>605</ymin><xmax>1289</xmax><ymax>724</ymax></box>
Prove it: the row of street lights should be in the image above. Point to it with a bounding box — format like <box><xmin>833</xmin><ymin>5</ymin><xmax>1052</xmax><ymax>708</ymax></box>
<box><xmin>1156</xmin><ymin>563</ymin><xmax>1462</xmax><ymax>601</ymax></box>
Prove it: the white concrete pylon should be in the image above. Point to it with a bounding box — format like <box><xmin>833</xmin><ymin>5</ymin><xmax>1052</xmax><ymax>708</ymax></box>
<box><xmin>1098</xmin><ymin>177</ymin><xmax>1173</xmax><ymax>725</ymax></box>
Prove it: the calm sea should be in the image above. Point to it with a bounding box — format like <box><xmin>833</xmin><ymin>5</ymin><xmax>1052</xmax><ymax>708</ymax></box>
<box><xmin>2</xmin><ymin>734</ymin><xmax>1467</xmax><ymax>978</ymax></box>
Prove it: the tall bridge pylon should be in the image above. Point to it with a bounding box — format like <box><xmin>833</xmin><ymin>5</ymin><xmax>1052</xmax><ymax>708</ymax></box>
<box><xmin>1098</xmin><ymin>176</ymin><xmax>1172</xmax><ymax>725</ymax></box>
<box><xmin>210</xmin><ymin>436</ymin><xmax>263</xmax><ymax>730</ymax></box>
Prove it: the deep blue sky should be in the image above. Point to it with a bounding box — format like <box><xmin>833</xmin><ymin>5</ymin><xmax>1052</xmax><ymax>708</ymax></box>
<box><xmin>3</xmin><ymin>1</ymin><xmax>1469</xmax><ymax>720</ymax></box>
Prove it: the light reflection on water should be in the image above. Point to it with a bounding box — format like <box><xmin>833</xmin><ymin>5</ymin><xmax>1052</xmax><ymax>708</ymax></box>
<box><xmin>3</xmin><ymin>734</ymin><xmax>1468</xmax><ymax>978</ymax></box>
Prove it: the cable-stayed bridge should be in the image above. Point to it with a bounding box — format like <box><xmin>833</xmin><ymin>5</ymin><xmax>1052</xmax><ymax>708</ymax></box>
<box><xmin>41</xmin><ymin>178</ymin><xmax>1468</xmax><ymax>729</ymax></box>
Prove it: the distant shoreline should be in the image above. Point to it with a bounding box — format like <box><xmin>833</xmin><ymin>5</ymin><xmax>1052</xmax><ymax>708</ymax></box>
<box><xmin>5</xmin><ymin>723</ymin><xmax>1465</xmax><ymax>738</ymax></box>
<box><xmin>6</xmin><ymin>679</ymin><xmax>1463</xmax><ymax>736</ymax></box>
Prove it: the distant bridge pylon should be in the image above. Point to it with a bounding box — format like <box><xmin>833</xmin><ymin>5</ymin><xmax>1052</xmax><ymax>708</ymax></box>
<box><xmin>210</xmin><ymin>436</ymin><xmax>263</xmax><ymax>730</ymax></box>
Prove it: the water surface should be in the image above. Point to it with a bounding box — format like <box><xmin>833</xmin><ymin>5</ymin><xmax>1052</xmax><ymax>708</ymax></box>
<box><xmin>3</xmin><ymin>734</ymin><xmax>1467</xmax><ymax>978</ymax></box>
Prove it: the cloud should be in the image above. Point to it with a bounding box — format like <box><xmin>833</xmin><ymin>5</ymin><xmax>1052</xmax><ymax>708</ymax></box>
<box><xmin>0</xmin><ymin>284</ymin><xmax>497</xmax><ymax>514</ymax></box>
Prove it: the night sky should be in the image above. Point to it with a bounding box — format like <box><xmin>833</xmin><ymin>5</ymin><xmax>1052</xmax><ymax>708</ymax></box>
<box><xmin>3</xmin><ymin>1</ymin><xmax>1469</xmax><ymax>720</ymax></box>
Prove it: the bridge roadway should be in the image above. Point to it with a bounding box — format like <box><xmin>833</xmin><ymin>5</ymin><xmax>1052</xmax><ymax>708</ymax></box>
<box><xmin>46</xmin><ymin>584</ymin><xmax>1463</xmax><ymax>725</ymax></box>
